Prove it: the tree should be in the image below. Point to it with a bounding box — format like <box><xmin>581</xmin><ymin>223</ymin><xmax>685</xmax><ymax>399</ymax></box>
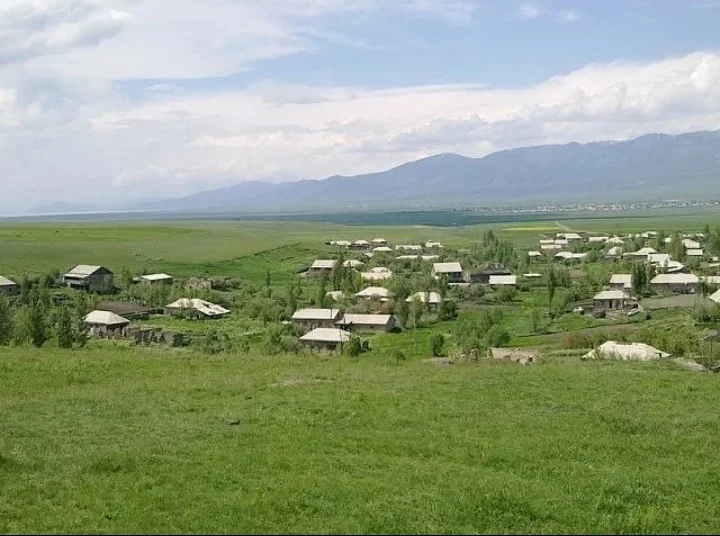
<box><xmin>315</xmin><ymin>276</ymin><xmax>328</xmax><ymax>307</ymax></box>
<box><xmin>529</xmin><ymin>307</ymin><xmax>541</xmax><ymax>334</ymax></box>
<box><xmin>119</xmin><ymin>267</ymin><xmax>134</xmax><ymax>291</ymax></box>
<box><xmin>438</xmin><ymin>299</ymin><xmax>458</xmax><ymax>320</ymax></box>
<box><xmin>430</xmin><ymin>334</ymin><xmax>445</xmax><ymax>357</ymax></box>
<box><xmin>0</xmin><ymin>292</ymin><xmax>13</xmax><ymax>345</ymax></box>
<box><xmin>669</xmin><ymin>233</ymin><xmax>685</xmax><ymax>262</ymax></box>
<box><xmin>486</xmin><ymin>324</ymin><xmax>510</xmax><ymax>347</ymax></box>
<box><xmin>54</xmin><ymin>306</ymin><xmax>74</xmax><ymax>349</ymax></box>
<box><xmin>24</xmin><ymin>288</ymin><xmax>48</xmax><ymax>348</ymax></box>
<box><xmin>408</xmin><ymin>297</ymin><xmax>424</xmax><ymax>330</ymax></box>
<box><xmin>344</xmin><ymin>336</ymin><xmax>362</xmax><ymax>357</ymax></box>
<box><xmin>286</xmin><ymin>280</ymin><xmax>298</xmax><ymax>313</ymax></box>
<box><xmin>632</xmin><ymin>263</ymin><xmax>646</xmax><ymax>296</ymax></box>
<box><xmin>547</xmin><ymin>266</ymin><xmax>558</xmax><ymax>312</ymax></box>
<box><xmin>498</xmin><ymin>286</ymin><xmax>517</xmax><ymax>303</ymax></box>
<box><xmin>395</xmin><ymin>298</ymin><xmax>409</xmax><ymax>327</ymax></box>
<box><xmin>331</xmin><ymin>252</ymin><xmax>346</xmax><ymax>291</ymax></box>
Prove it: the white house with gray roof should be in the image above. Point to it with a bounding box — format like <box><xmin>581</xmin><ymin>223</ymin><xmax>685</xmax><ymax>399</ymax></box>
<box><xmin>63</xmin><ymin>265</ymin><xmax>114</xmax><ymax>292</ymax></box>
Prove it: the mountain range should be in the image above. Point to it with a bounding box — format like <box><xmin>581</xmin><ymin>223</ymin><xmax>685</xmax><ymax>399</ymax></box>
<box><xmin>31</xmin><ymin>129</ymin><xmax>720</xmax><ymax>214</ymax></box>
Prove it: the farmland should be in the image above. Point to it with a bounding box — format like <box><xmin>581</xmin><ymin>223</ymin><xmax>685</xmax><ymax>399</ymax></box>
<box><xmin>3</xmin><ymin>209</ymin><xmax>720</xmax><ymax>533</ymax></box>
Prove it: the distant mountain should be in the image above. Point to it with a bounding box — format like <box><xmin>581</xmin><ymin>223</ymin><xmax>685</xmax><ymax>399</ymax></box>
<box><xmin>30</xmin><ymin>198</ymin><xmax>162</xmax><ymax>215</ymax></box>
<box><xmin>134</xmin><ymin>129</ymin><xmax>720</xmax><ymax>212</ymax></box>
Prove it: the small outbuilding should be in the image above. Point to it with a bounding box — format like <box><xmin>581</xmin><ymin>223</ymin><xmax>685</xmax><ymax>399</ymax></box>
<box><xmin>165</xmin><ymin>298</ymin><xmax>230</xmax><ymax>318</ymax></box>
<box><xmin>432</xmin><ymin>262</ymin><xmax>464</xmax><ymax>283</ymax></box>
<box><xmin>63</xmin><ymin>265</ymin><xmax>114</xmax><ymax>292</ymax></box>
<box><xmin>337</xmin><ymin>314</ymin><xmax>396</xmax><ymax>332</ymax></box>
<box><xmin>593</xmin><ymin>290</ymin><xmax>632</xmax><ymax>313</ymax></box>
<box><xmin>0</xmin><ymin>276</ymin><xmax>18</xmax><ymax>295</ymax></box>
<box><xmin>584</xmin><ymin>341</ymin><xmax>670</xmax><ymax>361</ymax></box>
<box><xmin>83</xmin><ymin>310</ymin><xmax>131</xmax><ymax>336</ymax></box>
<box><xmin>299</xmin><ymin>328</ymin><xmax>353</xmax><ymax>351</ymax></box>
<box><xmin>291</xmin><ymin>308</ymin><xmax>343</xmax><ymax>330</ymax></box>
<box><xmin>139</xmin><ymin>273</ymin><xmax>174</xmax><ymax>286</ymax></box>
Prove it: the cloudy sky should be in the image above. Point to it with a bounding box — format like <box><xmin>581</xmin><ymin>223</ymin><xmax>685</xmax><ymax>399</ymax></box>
<box><xmin>2</xmin><ymin>0</ymin><xmax>720</xmax><ymax>214</ymax></box>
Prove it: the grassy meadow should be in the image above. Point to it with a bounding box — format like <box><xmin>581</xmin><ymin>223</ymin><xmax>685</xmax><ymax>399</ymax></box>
<box><xmin>3</xmin><ymin>209</ymin><xmax>720</xmax><ymax>533</ymax></box>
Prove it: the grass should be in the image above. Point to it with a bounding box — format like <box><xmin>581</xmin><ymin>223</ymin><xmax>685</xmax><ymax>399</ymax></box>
<box><xmin>2</xmin><ymin>346</ymin><xmax>720</xmax><ymax>534</ymax></box>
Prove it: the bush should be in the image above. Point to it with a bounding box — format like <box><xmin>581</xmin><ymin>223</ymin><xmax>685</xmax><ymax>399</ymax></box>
<box><xmin>392</xmin><ymin>348</ymin><xmax>406</xmax><ymax>363</ymax></box>
<box><xmin>344</xmin><ymin>336</ymin><xmax>362</xmax><ymax>357</ymax></box>
<box><xmin>430</xmin><ymin>334</ymin><xmax>445</xmax><ymax>357</ymax></box>
<box><xmin>438</xmin><ymin>300</ymin><xmax>458</xmax><ymax>320</ymax></box>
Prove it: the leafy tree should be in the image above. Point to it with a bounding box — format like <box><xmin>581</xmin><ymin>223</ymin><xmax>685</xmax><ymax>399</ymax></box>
<box><xmin>286</xmin><ymin>280</ymin><xmax>298</xmax><ymax>313</ymax></box>
<box><xmin>529</xmin><ymin>307</ymin><xmax>541</xmax><ymax>334</ymax></box>
<box><xmin>0</xmin><ymin>292</ymin><xmax>13</xmax><ymax>345</ymax></box>
<box><xmin>395</xmin><ymin>298</ymin><xmax>409</xmax><ymax>327</ymax></box>
<box><xmin>408</xmin><ymin>297</ymin><xmax>424</xmax><ymax>330</ymax></box>
<box><xmin>23</xmin><ymin>288</ymin><xmax>48</xmax><ymax>348</ymax></box>
<box><xmin>547</xmin><ymin>266</ymin><xmax>558</xmax><ymax>312</ymax></box>
<box><xmin>344</xmin><ymin>336</ymin><xmax>362</xmax><ymax>357</ymax></box>
<box><xmin>498</xmin><ymin>286</ymin><xmax>517</xmax><ymax>303</ymax></box>
<box><xmin>54</xmin><ymin>306</ymin><xmax>74</xmax><ymax>349</ymax></box>
<box><xmin>430</xmin><ymin>334</ymin><xmax>445</xmax><ymax>357</ymax></box>
<box><xmin>119</xmin><ymin>267</ymin><xmax>134</xmax><ymax>291</ymax></box>
<box><xmin>485</xmin><ymin>324</ymin><xmax>510</xmax><ymax>347</ymax></box>
<box><xmin>669</xmin><ymin>233</ymin><xmax>685</xmax><ymax>262</ymax></box>
<box><xmin>438</xmin><ymin>299</ymin><xmax>458</xmax><ymax>321</ymax></box>
<box><xmin>315</xmin><ymin>276</ymin><xmax>328</xmax><ymax>308</ymax></box>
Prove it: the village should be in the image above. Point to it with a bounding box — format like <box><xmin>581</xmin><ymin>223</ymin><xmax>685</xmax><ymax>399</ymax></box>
<box><xmin>2</xmin><ymin>226</ymin><xmax>720</xmax><ymax>364</ymax></box>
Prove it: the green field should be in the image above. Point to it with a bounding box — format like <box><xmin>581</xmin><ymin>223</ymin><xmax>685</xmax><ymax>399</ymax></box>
<box><xmin>2</xmin><ymin>210</ymin><xmax>720</xmax><ymax>533</ymax></box>
<box><xmin>3</xmin><ymin>347</ymin><xmax>720</xmax><ymax>534</ymax></box>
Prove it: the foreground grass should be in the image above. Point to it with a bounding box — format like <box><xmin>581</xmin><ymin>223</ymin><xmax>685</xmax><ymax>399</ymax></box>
<box><xmin>2</xmin><ymin>345</ymin><xmax>720</xmax><ymax>534</ymax></box>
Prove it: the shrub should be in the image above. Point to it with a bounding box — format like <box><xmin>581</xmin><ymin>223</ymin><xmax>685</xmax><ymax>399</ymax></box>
<box><xmin>344</xmin><ymin>337</ymin><xmax>362</xmax><ymax>357</ymax></box>
<box><xmin>430</xmin><ymin>334</ymin><xmax>445</xmax><ymax>357</ymax></box>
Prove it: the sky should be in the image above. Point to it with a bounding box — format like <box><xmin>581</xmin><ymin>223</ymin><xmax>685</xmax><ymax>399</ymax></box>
<box><xmin>2</xmin><ymin>0</ymin><xmax>720</xmax><ymax>214</ymax></box>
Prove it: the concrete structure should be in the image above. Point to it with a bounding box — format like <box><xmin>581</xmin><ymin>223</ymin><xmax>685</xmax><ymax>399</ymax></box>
<box><xmin>584</xmin><ymin>341</ymin><xmax>670</xmax><ymax>361</ymax></box>
<box><xmin>326</xmin><ymin>290</ymin><xmax>344</xmax><ymax>301</ymax></box>
<box><xmin>650</xmin><ymin>273</ymin><xmax>700</xmax><ymax>294</ymax></box>
<box><xmin>351</xmin><ymin>239</ymin><xmax>369</xmax><ymax>250</ymax></box>
<box><xmin>84</xmin><ymin>310</ymin><xmax>131</xmax><ymax>336</ymax></box>
<box><xmin>165</xmin><ymin>298</ymin><xmax>230</xmax><ymax>318</ymax></box>
<box><xmin>372</xmin><ymin>246</ymin><xmax>393</xmax><ymax>254</ymax></box>
<box><xmin>396</xmin><ymin>245</ymin><xmax>423</xmax><ymax>252</ymax></box>
<box><xmin>299</xmin><ymin>328</ymin><xmax>353</xmax><ymax>351</ymax></box>
<box><xmin>0</xmin><ymin>276</ymin><xmax>18</xmax><ymax>295</ymax></box>
<box><xmin>488</xmin><ymin>275</ymin><xmax>517</xmax><ymax>287</ymax></box>
<box><xmin>406</xmin><ymin>291</ymin><xmax>443</xmax><ymax>311</ymax></box>
<box><xmin>371</xmin><ymin>238</ymin><xmax>387</xmax><ymax>245</ymax></box>
<box><xmin>343</xmin><ymin>259</ymin><xmax>364</xmax><ymax>268</ymax></box>
<box><xmin>527</xmin><ymin>250</ymin><xmax>542</xmax><ymax>259</ymax></box>
<box><xmin>291</xmin><ymin>308</ymin><xmax>343</xmax><ymax>330</ymax></box>
<box><xmin>687</xmin><ymin>248</ymin><xmax>704</xmax><ymax>258</ymax></box>
<box><xmin>139</xmin><ymin>273</ymin><xmax>174</xmax><ymax>285</ymax></box>
<box><xmin>355</xmin><ymin>286</ymin><xmax>393</xmax><ymax>300</ymax></box>
<box><xmin>593</xmin><ymin>290</ymin><xmax>631</xmax><ymax>313</ymax></box>
<box><xmin>63</xmin><ymin>265</ymin><xmax>114</xmax><ymax>292</ymax></box>
<box><xmin>609</xmin><ymin>274</ymin><xmax>633</xmax><ymax>291</ymax></box>
<box><xmin>432</xmin><ymin>262</ymin><xmax>464</xmax><ymax>283</ymax></box>
<box><xmin>307</xmin><ymin>259</ymin><xmax>337</xmax><ymax>277</ymax></box>
<box><xmin>329</xmin><ymin>240</ymin><xmax>351</xmax><ymax>248</ymax></box>
<box><xmin>361</xmin><ymin>267</ymin><xmax>393</xmax><ymax>281</ymax></box>
<box><xmin>337</xmin><ymin>314</ymin><xmax>396</xmax><ymax>332</ymax></box>
<box><xmin>588</xmin><ymin>236</ymin><xmax>609</xmax><ymax>243</ymax></box>
<box><xmin>554</xmin><ymin>251</ymin><xmax>587</xmax><ymax>262</ymax></box>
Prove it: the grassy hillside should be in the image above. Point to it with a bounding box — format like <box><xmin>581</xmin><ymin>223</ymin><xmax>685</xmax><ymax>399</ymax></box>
<box><xmin>2</xmin><ymin>346</ymin><xmax>720</xmax><ymax>534</ymax></box>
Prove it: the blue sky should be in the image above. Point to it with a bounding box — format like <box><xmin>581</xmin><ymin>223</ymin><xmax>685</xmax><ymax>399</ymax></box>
<box><xmin>1</xmin><ymin>0</ymin><xmax>720</xmax><ymax>213</ymax></box>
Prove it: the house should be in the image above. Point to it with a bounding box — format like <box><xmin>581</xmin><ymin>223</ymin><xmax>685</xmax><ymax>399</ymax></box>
<box><xmin>626</xmin><ymin>247</ymin><xmax>657</xmax><ymax>259</ymax></box>
<box><xmin>355</xmin><ymin>287</ymin><xmax>393</xmax><ymax>301</ymax></box>
<box><xmin>554</xmin><ymin>252</ymin><xmax>587</xmax><ymax>262</ymax></box>
<box><xmin>558</xmin><ymin>232</ymin><xmax>582</xmax><ymax>241</ymax></box>
<box><xmin>648</xmin><ymin>253</ymin><xmax>671</xmax><ymax>266</ymax></box>
<box><xmin>361</xmin><ymin>267</ymin><xmax>393</xmax><ymax>281</ymax></box>
<box><xmin>371</xmin><ymin>238</ymin><xmax>387</xmax><ymax>245</ymax></box>
<box><xmin>469</xmin><ymin>265</ymin><xmax>512</xmax><ymax>284</ymax></box>
<box><xmin>701</xmin><ymin>276</ymin><xmax>720</xmax><ymax>287</ymax></box>
<box><xmin>607</xmin><ymin>236</ymin><xmax>624</xmax><ymax>245</ymax></box>
<box><xmin>299</xmin><ymin>327</ymin><xmax>353</xmax><ymax>351</ymax></box>
<box><xmin>554</xmin><ymin>238</ymin><xmax>569</xmax><ymax>247</ymax></box>
<box><xmin>351</xmin><ymin>239</ymin><xmax>369</xmax><ymax>250</ymax></box>
<box><xmin>488</xmin><ymin>275</ymin><xmax>517</xmax><ymax>287</ymax></box>
<box><xmin>709</xmin><ymin>288</ymin><xmax>720</xmax><ymax>305</ymax></box>
<box><xmin>540</xmin><ymin>244</ymin><xmax>563</xmax><ymax>251</ymax></box>
<box><xmin>527</xmin><ymin>250</ymin><xmax>543</xmax><ymax>259</ymax></box>
<box><xmin>425</xmin><ymin>240</ymin><xmax>443</xmax><ymax>248</ymax></box>
<box><xmin>406</xmin><ymin>291</ymin><xmax>443</xmax><ymax>311</ymax></box>
<box><xmin>291</xmin><ymin>308</ymin><xmax>343</xmax><ymax>330</ymax></box>
<box><xmin>83</xmin><ymin>310</ymin><xmax>131</xmax><ymax>336</ymax></box>
<box><xmin>609</xmin><ymin>274</ymin><xmax>633</xmax><ymax>291</ymax></box>
<box><xmin>584</xmin><ymin>341</ymin><xmax>670</xmax><ymax>361</ymax></box>
<box><xmin>343</xmin><ymin>259</ymin><xmax>364</xmax><ymax>269</ymax></box>
<box><xmin>686</xmin><ymin>248</ymin><xmax>704</xmax><ymax>258</ymax></box>
<box><xmin>421</xmin><ymin>255</ymin><xmax>440</xmax><ymax>261</ymax></box>
<box><xmin>432</xmin><ymin>262</ymin><xmax>464</xmax><ymax>283</ymax></box>
<box><xmin>588</xmin><ymin>236</ymin><xmax>609</xmax><ymax>244</ymax></box>
<box><xmin>63</xmin><ymin>265</ymin><xmax>115</xmax><ymax>292</ymax></box>
<box><xmin>139</xmin><ymin>273</ymin><xmax>174</xmax><ymax>286</ymax></box>
<box><xmin>396</xmin><ymin>245</ymin><xmax>423</xmax><ymax>252</ymax></box>
<box><xmin>307</xmin><ymin>259</ymin><xmax>337</xmax><ymax>277</ymax></box>
<box><xmin>372</xmin><ymin>246</ymin><xmax>393</xmax><ymax>254</ymax></box>
<box><xmin>165</xmin><ymin>298</ymin><xmax>230</xmax><ymax>318</ymax></box>
<box><xmin>337</xmin><ymin>314</ymin><xmax>396</xmax><ymax>332</ymax></box>
<box><xmin>650</xmin><ymin>273</ymin><xmax>699</xmax><ymax>294</ymax></box>
<box><xmin>538</xmin><ymin>239</ymin><xmax>555</xmax><ymax>245</ymax></box>
<box><xmin>682</xmin><ymin>238</ymin><xmax>701</xmax><ymax>250</ymax></box>
<box><xmin>593</xmin><ymin>290</ymin><xmax>631</xmax><ymax>313</ymax></box>
<box><xmin>0</xmin><ymin>276</ymin><xmax>18</xmax><ymax>295</ymax></box>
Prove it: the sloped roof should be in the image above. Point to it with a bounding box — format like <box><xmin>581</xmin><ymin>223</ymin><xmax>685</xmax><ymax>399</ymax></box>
<box><xmin>338</xmin><ymin>314</ymin><xmax>393</xmax><ymax>326</ymax></box>
<box><xmin>648</xmin><ymin>253</ymin><xmax>671</xmax><ymax>265</ymax></box>
<box><xmin>292</xmin><ymin>308</ymin><xmax>342</xmax><ymax>321</ymax></box>
<box><xmin>311</xmin><ymin>259</ymin><xmax>337</xmax><ymax>270</ymax></box>
<box><xmin>166</xmin><ymin>298</ymin><xmax>230</xmax><ymax>316</ymax></box>
<box><xmin>326</xmin><ymin>290</ymin><xmax>344</xmax><ymax>301</ymax></box>
<box><xmin>371</xmin><ymin>238</ymin><xmax>387</xmax><ymax>244</ymax></box>
<box><xmin>628</xmin><ymin>247</ymin><xmax>657</xmax><ymax>257</ymax></box>
<box><xmin>65</xmin><ymin>265</ymin><xmax>107</xmax><ymax>277</ymax></box>
<box><xmin>588</xmin><ymin>236</ymin><xmax>609</xmax><ymax>243</ymax></box>
<box><xmin>406</xmin><ymin>291</ymin><xmax>442</xmax><ymax>304</ymax></box>
<box><xmin>140</xmin><ymin>273</ymin><xmax>173</xmax><ymax>282</ymax></box>
<box><xmin>396</xmin><ymin>244</ymin><xmax>422</xmax><ymax>251</ymax></box>
<box><xmin>0</xmin><ymin>276</ymin><xmax>17</xmax><ymax>287</ymax></box>
<box><xmin>585</xmin><ymin>341</ymin><xmax>670</xmax><ymax>361</ymax></box>
<box><xmin>702</xmin><ymin>276</ymin><xmax>720</xmax><ymax>285</ymax></box>
<box><xmin>330</xmin><ymin>240</ymin><xmax>351</xmax><ymax>247</ymax></box>
<box><xmin>396</xmin><ymin>255</ymin><xmax>420</xmax><ymax>260</ymax></box>
<box><xmin>372</xmin><ymin>246</ymin><xmax>393</xmax><ymax>253</ymax></box>
<box><xmin>355</xmin><ymin>286</ymin><xmax>392</xmax><ymax>299</ymax></box>
<box><xmin>353</xmin><ymin>240</ymin><xmax>369</xmax><ymax>245</ymax></box>
<box><xmin>606</xmin><ymin>246</ymin><xmax>623</xmax><ymax>256</ymax></box>
<box><xmin>523</xmin><ymin>273</ymin><xmax>543</xmax><ymax>278</ymax></box>
<box><xmin>594</xmin><ymin>290</ymin><xmax>629</xmax><ymax>301</ymax></box>
<box><xmin>527</xmin><ymin>250</ymin><xmax>542</xmax><ymax>257</ymax></box>
<box><xmin>433</xmin><ymin>262</ymin><xmax>463</xmax><ymax>273</ymax></box>
<box><xmin>709</xmin><ymin>288</ymin><xmax>720</xmax><ymax>304</ymax></box>
<box><xmin>300</xmin><ymin>328</ymin><xmax>352</xmax><ymax>343</ymax></box>
<box><xmin>650</xmin><ymin>273</ymin><xmax>699</xmax><ymax>285</ymax></box>
<box><xmin>488</xmin><ymin>275</ymin><xmax>517</xmax><ymax>285</ymax></box>
<box><xmin>343</xmin><ymin>260</ymin><xmax>364</xmax><ymax>268</ymax></box>
<box><xmin>686</xmin><ymin>249</ymin><xmax>704</xmax><ymax>257</ymax></box>
<box><xmin>683</xmin><ymin>239</ymin><xmax>701</xmax><ymax>249</ymax></box>
<box><xmin>83</xmin><ymin>310</ymin><xmax>130</xmax><ymax>326</ymax></box>
<box><xmin>610</xmin><ymin>274</ymin><xmax>632</xmax><ymax>287</ymax></box>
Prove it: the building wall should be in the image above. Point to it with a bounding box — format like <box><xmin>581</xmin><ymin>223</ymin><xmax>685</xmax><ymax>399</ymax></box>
<box><xmin>0</xmin><ymin>284</ymin><xmax>18</xmax><ymax>296</ymax></box>
<box><xmin>293</xmin><ymin>318</ymin><xmax>338</xmax><ymax>330</ymax></box>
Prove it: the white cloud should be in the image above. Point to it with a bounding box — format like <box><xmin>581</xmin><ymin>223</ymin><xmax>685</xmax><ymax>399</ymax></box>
<box><xmin>0</xmin><ymin>1</ymin><xmax>717</xmax><ymax>214</ymax></box>
<box><xmin>516</xmin><ymin>3</ymin><xmax>578</xmax><ymax>23</ymax></box>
